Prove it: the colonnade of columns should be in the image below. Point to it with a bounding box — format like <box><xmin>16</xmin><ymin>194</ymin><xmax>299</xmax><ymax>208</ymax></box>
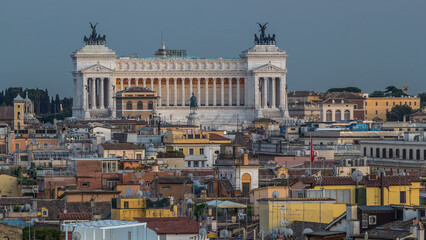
<box><xmin>83</xmin><ymin>77</ymin><xmax>112</xmax><ymax>110</ymax></box>
<box><xmin>257</xmin><ymin>77</ymin><xmax>285</xmax><ymax>109</ymax></box>
<box><xmin>116</xmin><ymin>77</ymin><xmax>245</xmax><ymax>107</ymax></box>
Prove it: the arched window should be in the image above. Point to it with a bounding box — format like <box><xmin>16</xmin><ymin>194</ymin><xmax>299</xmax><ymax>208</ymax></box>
<box><xmin>148</xmin><ymin>101</ymin><xmax>154</xmax><ymax>109</ymax></box>
<box><xmin>126</xmin><ymin>101</ymin><xmax>132</xmax><ymax>110</ymax></box>
<box><xmin>137</xmin><ymin>101</ymin><xmax>143</xmax><ymax>110</ymax></box>
<box><xmin>17</xmin><ymin>112</ymin><xmax>21</xmax><ymax>120</ymax></box>
<box><xmin>335</xmin><ymin>110</ymin><xmax>341</xmax><ymax>121</ymax></box>
<box><xmin>326</xmin><ymin>110</ymin><xmax>332</xmax><ymax>121</ymax></box>
<box><xmin>344</xmin><ymin>110</ymin><xmax>350</xmax><ymax>120</ymax></box>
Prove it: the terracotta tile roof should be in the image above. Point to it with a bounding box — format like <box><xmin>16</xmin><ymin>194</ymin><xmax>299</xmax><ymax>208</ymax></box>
<box><xmin>0</xmin><ymin>197</ymin><xmax>32</xmax><ymax>206</ymax></box>
<box><xmin>135</xmin><ymin>217</ymin><xmax>198</xmax><ymax>234</ymax></box>
<box><xmin>300</xmin><ymin>176</ymin><xmax>421</xmax><ymax>187</ymax></box>
<box><xmin>156</xmin><ymin>176</ymin><xmax>192</xmax><ymax>184</ymax></box>
<box><xmin>59</xmin><ymin>212</ymin><xmax>92</xmax><ymax>221</ymax></box>
<box><xmin>362</xmin><ymin>219</ymin><xmax>413</xmax><ymax>240</ymax></box>
<box><xmin>36</xmin><ymin>199</ymin><xmax>111</xmax><ymax>220</ymax></box>
<box><xmin>101</xmin><ymin>143</ymin><xmax>145</xmax><ymax>150</ymax></box>
<box><xmin>0</xmin><ymin>106</ymin><xmax>14</xmax><ymax>121</ymax></box>
<box><xmin>208</xmin><ymin>133</ymin><xmax>230</xmax><ymax>141</ymax></box>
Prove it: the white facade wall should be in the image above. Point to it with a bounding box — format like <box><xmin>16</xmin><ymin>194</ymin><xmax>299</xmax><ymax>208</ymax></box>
<box><xmin>72</xmin><ymin>44</ymin><xmax>290</xmax><ymax>129</ymax></box>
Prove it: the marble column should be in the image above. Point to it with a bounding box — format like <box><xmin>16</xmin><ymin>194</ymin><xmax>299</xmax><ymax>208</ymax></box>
<box><xmin>197</xmin><ymin>78</ymin><xmax>201</xmax><ymax>105</ymax></box>
<box><xmin>120</xmin><ymin>79</ymin><xmax>123</xmax><ymax>91</ymax></box>
<box><xmin>82</xmin><ymin>77</ymin><xmax>88</xmax><ymax>111</ymax></box>
<box><xmin>158</xmin><ymin>79</ymin><xmax>162</xmax><ymax>107</ymax></box>
<box><xmin>189</xmin><ymin>78</ymin><xmax>193</xmax><ymax>95</ymax></box>
<box><xmin>253</xmin><ymin>77</ymin><xmax>261</xmax><ymax>109</ymax></box>
<box><xmin>204</xmin><ymin>79</ymin><xmax>208</xmax><ymax>106</ymax></box>
<box><xmin>174</xmin><ymin>78</ymin><xmax>177</xmax><ymax>106</ymax></box>
<box><xmin>108</xmin><ymin>78</ymin><xmax>113</xmax><ymax>110</ymax></box>
<box><xmin>150</xmin><ymin>78</ymin><xmax>153</xmax><ymax>90</ymax></box>
<box><xmin>271</xmin><ymin>78</ymin><xmax>276</xmax><ymax>108</ymax></box>
<box><xmin>135</xmin><ymin>79</ymin><xmax>139</xmax><ymax>87</ymax></box>
<box><xmin>213</xmin><ymin>78</ymin><xmax>217</xmax><ymax>106</ymax></box>
<box><xmin>128</xmin><ymin>79</ymin><xmax>131</xmax><ymax>88</ymax></box>
<box><xmin>181</xmin><ymin>78</ymin><xmax>185</xmax><ymax>106</ymax></box>
<box><xmin>166</xmin><ymin>79</ymin><xmax>170</xmax><ymax>106</ymax></box>
<box><xmin>143</xmin><ymin>78</ymin><xmax>146</xmax><ymax>88</ymax></box>
<box><xmin>91</xmin><ymin>78</ymin><xmax>96</xmax><ymax>109</ymax></box>
<box><xmin>228</xmin><ymin>78</ymin><xmax>232</xmax><ymax>106</ymax></box>
<box><xmin>99</xmin><ymin>78</ymin><xmax>104</xmax><ymax>109</ymax></box>
<box><xmin>263</xmin><ymin>78</ymin><xmax>268</xmax><ymax>108</ymax></box>
<box><xmin>237</xmin><ymin>78</ymin><xmax>240</xmax><ymax>106</ymax></box>
<box><xmin>221</xmin><ymin>78</ymin><xmax>225</xmax><ymax>106</ymax></box>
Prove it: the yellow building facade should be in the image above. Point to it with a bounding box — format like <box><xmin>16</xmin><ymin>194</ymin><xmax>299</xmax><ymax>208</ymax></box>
<box><xmin>111</xmin><ymin>197</ymin><xmax>177</xmax><ymax>221</ymax></box>
<box><xmin>364</xmin><ymin>97</ymin><xmax>420</xmax><ymax>121</ymax></box>
<box><xmin>0</xmin><ymin>174</ymin><xmax>21</xmax><ymax>197</ymax></box>
<box><xmin>310</xmin><ymin>180</ymin><xmax>421</xmax><ymax>206</ymax></box>
<box><xmin>258</xmin><ymin>199</ymin><xmax>347</xmax><ymax>232</ymax></box>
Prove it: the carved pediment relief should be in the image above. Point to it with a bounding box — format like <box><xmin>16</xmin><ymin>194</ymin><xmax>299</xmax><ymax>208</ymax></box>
<box><xmin>82</xmin><ymin>64</ymin><xmax>114</xmax><ymax>73</ymax></box>
<box><xmin>253</xmin><ymin>64</ymin><xmax>286</xmax><ymax>73</ymax></box>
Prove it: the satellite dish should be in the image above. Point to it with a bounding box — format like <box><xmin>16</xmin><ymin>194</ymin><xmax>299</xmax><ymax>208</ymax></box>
<box><xmin>72</xmin><ymin>232</ymin><xmax>81</xmax><ymax>240</ymax></box>
<box><xmin>220</xmin><ymin>229</ymin><xmax>229</xmax><ymax>237</ymax></box>
<box><xmin>136</xmin><ymin>190</ymin><xmax>143</xmax><ymax>197</ymax></box>
<box><xmin>199</xmin><ymin>228</ymin><xmax>207</xmax><ymax>237</ymax></box>
<box><xmin>272</xmin><ymin>191</ymin><xmax>280</xmax><ymax>198</ymax></box>
<box><xmin>352</xmin><ymin>170</ymin><xmax>363</xmax><ymax>184</ymax></box>
<box><xmin>302</xmin><ymin>228</ymin><xmax>313</xmax><ymax>235</ymax></box>
<box><xmin>305</xmin><ymin>169</ymin><xmax>311</xmax><ymax>176</ymax></box>
<box><xmin>281</xmin><ymin>227</ymin><xmax>293</xmax><ymax>236</ymax></box>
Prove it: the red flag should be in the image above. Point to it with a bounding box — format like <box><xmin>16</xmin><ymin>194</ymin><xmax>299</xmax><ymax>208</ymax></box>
<box><xmin>310</xmin><ymin>136</ymin><xmax>315</xmax><ymax>164</ymax></box>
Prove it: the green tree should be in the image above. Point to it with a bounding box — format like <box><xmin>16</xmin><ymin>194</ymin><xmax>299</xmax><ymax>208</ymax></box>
<box><xmin>370</xmin><ymin>91</ymin><xmax>385</xmax><ymax>97</ymax></box>
<box><xmin>386</xmin><ymin>105</ymin><xmax>414</xmax><ymax>121</ymax></box>
<box><xmin>419</xmin><ymin>92</ymin><xmax>426</xmax><ymax>107</ymax></box>
<box><xmin>327</xmin><ymin>87</ymin><xmax>362</xmax><ymax>93</ymax></box>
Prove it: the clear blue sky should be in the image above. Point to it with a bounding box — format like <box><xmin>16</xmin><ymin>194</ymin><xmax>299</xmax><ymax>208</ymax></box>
<box><xmin>1</xmin><ymin>0</ymin><xmax>425</xmax><ymax>97</ymax></box>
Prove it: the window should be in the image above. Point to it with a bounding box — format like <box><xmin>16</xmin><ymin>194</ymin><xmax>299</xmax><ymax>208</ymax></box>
<box><xmin>194</xmin><ymin>161</ymin><xmax>199</xmax><ymax>167</ymax></box>
<box><xmin>386</xmin><ymin>102</ymin><xmax>388</xmax><ymax>106</ymax></box>
<box><xmin>382</xmin><ymin>148</ymin><xmax>387</xmax><ymax>158</ymax></box>
<box><xmin>389</xmin><ymin>149</ymin><xmax>393</xmax><ymax>158</ymax></box>
<box><xmin>136</xmin><ymin>154</ymin><xmax>142</xmax><ymax>160</ymax></box>
<box><xmin>375</xmin><ymin>102</ymin><xmax>378</xmax><ymax>106</ymax></box>
<box><xmin>208</xmin><ymin>183</ymin><xmax>214</xmax><ymax>193</ymax></box>
<box><xmin>365</xmin><ymin>102</ymin><xmax>368</xmax><ymax>106</ymax></box>
<box><xmin>17</xmin><ymin>112</ymin><xmax>21</xmax><ymax>119</ymax></box>
<box><xmin>124</xmin><ymin>201</ymin><xmax>129</xmax><ymax>209</ymax></box>
<box><xmin>403</xmin><ymin>149</ymin><xmax>407</xmax><ymax>159</ymax></box>
<box><xmin>363</xmin><ymin>147</ymin><xmax>367</xmax><ymax>156</ymax></box>
<box><xmin>409</xmin><ymin>102</ymin><xmax>411</xmax><ymax>106</ymax></box>
<box><xmin>81</xmin><ymin>182</ymin><xmax>90</xmax><ymax>188</ymax></box>
<box><xmin>199</xmin><ymin>148</ymin><xmax>204</xmax><ymax>155</ymax></box>
<box><xmin>409</xmin><ymin>149</ymin><xmax>413</xmax><ymax>160</ymax></box>
<box><xmin>326</xmin><ymin>110</ymin><xmax>332</xmax><ymax>121</ymax></box>
<box><xmin>15</xmin><ymin>143</ymin><xmax>20</xmax><ymax>150</ymax></box>
<box><xmin>189</xmin><ymin>148</ymin><xmax>194</xmax><ymax>155</ymax></box>
<box><xmin>137</xmin><ymin>101</ymin><xmax>143</xmax><ymax>110</ymax></box>
<box><xmin>148</xmin><ymin>101</ymin><xmax>154</xmax><ymax>109</ymax></box>
<box><xmin>162</xmin><ymin>186</ymin><xmax>171</xmax><ymax>190</ymax></box>
<box><xmin>344</xmin><ymin>110</ymin><xmax>350</xmax><ymax>120</ymax></box>
<box><xmin>126</xmin><ymin>101</ymin><xmax>132</xmax><ymax>110</ymax></box>
<box><xmin>335</xmin><ymin>110</ymin><xmax>341</xmax><ymax>121</ymax></box>
<box><xmin>178</xmin><ymin>148</ymin><xmax>184</xmax><ymax>152</ymax></box>
<box><xmin>42</xmin><ymin>210</ymin><xmax>48</xmax><ymax>217</ymax></box>
<box><xmin>400</xmin><ymin>191</ymin><xmax>406</xmax><ymax>204</ymax></box>
<box><xmin>396</xmin><ymin>149</ymin><xmax>400</xmax><ymax>158</ymax></box>
<box><xmin>414</xmin><ymin>102</ymin><xmax>417</xmax><ymax>106</ymax></box>
<box><xmin>375</xmin><ymin>110</ymin><xmax>378</xmax><ymax>114</ymax></box>
<box><xmin>393</xmin><ymin>102</ymin><xmax>395</xmax><ymax>106</ymax></box>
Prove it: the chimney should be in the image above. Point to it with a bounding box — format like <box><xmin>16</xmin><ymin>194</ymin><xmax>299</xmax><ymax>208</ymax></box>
<box><xmin>243</xmin><ymin>154</ymin><xmax>248</xmax><ymax>165</ymax></box>
<box><xmin>346</xmin><ymin>203</ymin><xmax>360</xmax><ymax>238</ymax></box>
